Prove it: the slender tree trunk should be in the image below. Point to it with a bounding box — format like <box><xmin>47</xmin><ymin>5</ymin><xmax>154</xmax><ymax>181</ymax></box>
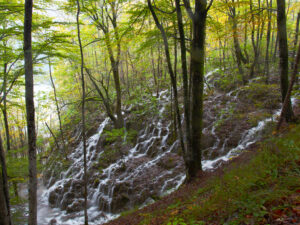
<box><xmin>76</xmin><ymin>1</ymin><xmax>88</xmax><ymax>224</ymax></box>
<box><xmin>276</xmin><ymin>0</ymin><xmax>294</xmax><ymax>122</ymax></box>
<box><xmin>48</xmin><ymin>57</ymin><xmax>67</xmax><ymax>158</ymax></box>
<box><xmin>0</xmin><ymin>135</ymin><xmax>11</xmax><ymax>225</ymax></box>
<box><xmin>45</xmin><ymin>122</ymin><xmax>60</xmax><ymax>151</ymax></box>
<box><xmin>265</xmin><ymin>0</ymin><xmax>272</xmax><ymax>84</ymax></box>
<box><xmin>147</xmin><ymin>0</ymin><xmax>186</xmax><ymax>166</ymax></box>
<box><xmin>277</xmin><ymin>41</ymin><xmax>299</xmax><ymax>130</ymax></box>
<box><xmin>273</xmin><ymin>34</ymin><xmax>278</xmax><ymax>62</ymax></box>
<box><xmin>2</xmin><ymin>108</ymin><xmax>10</xmax><ymax>152</ymax></box>
<box><xmin>2</xmin><ymin>63</ymin><xmax>10</xmax><ymax>151</ymax></box>
<box><xmin>151</xmin><ymin>48</ymin><xmax>159</xmax><ymax>97</ymax></box>
<box><xmin>85</xmin><ymin>67</ymin><xmax>118</xmax><ymax>126</ymax></box>
<box><xmin>244</xmin><ymin>9</ymin><xmax>250</xmax><ymax>63</ymax></box>
<box><xmin>175</xmin><ymin>0</ymin><xmax>192</xmax><ymax>162</ymax></box>
<box><xmin>291</xmin><ymin>12</ymin><xmax>299</xmax><ymax>72</ymax></box>
<box><xmin>24</xmin><ymin>0</ymin><xmax>37</xmax><ymax>224</ymax></box>
<box><xmin>125</xmin><ymin>51</ymin><xmax>130</xmax><ymax>96</ymax></box>
<box><xmin>231</xmin><ymin>10</ymin><xmax>247</xmax><ymax>83</ymax></box>
<box><xmin>103</xmin><ymin>35</ymin><xmax>124</xmax><ymax>128</ymax></box>
<box><xmin>249</xmin><ymin>0</ymin><xmax>260</xmax><ymax>78</ymax></box>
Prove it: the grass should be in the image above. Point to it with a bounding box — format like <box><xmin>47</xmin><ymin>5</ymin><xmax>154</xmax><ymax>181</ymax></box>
<box><xmin>137</xmin><ymin>123</ymin><xmax>300</xmax><ymax>225</ymax></box>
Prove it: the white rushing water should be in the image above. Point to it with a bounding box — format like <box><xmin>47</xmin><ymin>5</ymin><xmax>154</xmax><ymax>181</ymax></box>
<box><xmin>37</xmin><ymin>90</ymin><xmax>184</xmax><ymax>224</ymax></box>
<box><xmin>35</xmin><ymin>79</ymin><xmax>290</xmax><ymax>224</ymax></box>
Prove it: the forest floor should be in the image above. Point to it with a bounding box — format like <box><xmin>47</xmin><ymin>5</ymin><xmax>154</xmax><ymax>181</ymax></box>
<box><xmin>104</xmin><ymin>107</ymin><xmax>300</xmax><ymax>225</ymax></box>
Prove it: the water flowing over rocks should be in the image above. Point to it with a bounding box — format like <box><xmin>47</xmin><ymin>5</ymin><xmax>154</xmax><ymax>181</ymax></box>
<box><xmin>39</xmin><ymin>72</ymin><xmax>284</xmax><ymax>224</ymax></box>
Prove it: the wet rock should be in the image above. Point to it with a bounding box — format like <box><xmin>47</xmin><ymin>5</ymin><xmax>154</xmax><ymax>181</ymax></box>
<box><xmin>71</xmin><ymin>179</ymin><xmax>84</xmax><ymax>195</ymax></box>
<box><xmin>48</xmin><ymin>186</ymin><xmax>63</xmax><ymax>206</ymax></box>
<box><xmin>157</xmin><ymin>153</ymin><xmax>179</xmax><ymax>169</ymax></box>
<box><xmin>110</xmin><ymin>192</ymin><xmax>130</xmax><ymax>213</ymax></box>
<box><xmin>49</xmin><ymin>219</ymin><xmax>57</xmax><ymax>225</ymax></box>
<box><xmin>61</xmin><ymin>191</ymin><xmax>76</xmax><ymax>210</ymax></box>
<box><xmin>48</xmin><ymin>191</ymin><xmax>58</xmax><ymax>206</ymax></box>
<box><xmin>202</xmin><ymin>133</ymin><xmax>215</xmax><ymax>149</ymax></box>
<box><xmin>66</xmin><ymin>199</ymin><xmax>84</xmax><ymax>213</ymax></box>
<box><xmin>146</xmin><ymin>139</ymin><xmax>161</xmax><ymax>157</ymax></box>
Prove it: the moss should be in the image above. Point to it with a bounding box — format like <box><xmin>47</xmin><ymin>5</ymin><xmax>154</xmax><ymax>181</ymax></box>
<box><xmin>247</xmin><ymin>112</ymin><xmax>272</xmax><ymax>127</ymax></box>
<box><xmin>98</xmin><ymin>147</ymin><xmax>122</xmax><ymax>171</ymax></box>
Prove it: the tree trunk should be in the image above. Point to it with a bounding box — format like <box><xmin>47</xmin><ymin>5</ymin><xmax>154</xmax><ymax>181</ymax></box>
<box><xmin>276</xmin><ymin>0</ymin><xmax>294</xmax><ymax>122</ymax></box>
<box><xmin>76</xmin><ymin>1</ymin><xmax>89</xmax><ymax>224</ymax></box>
<box><xmin>249</xmin><ymin>0</ymin><xmax>260</xmax><ymax>78</ymax></box>
<box><xmin>85</xmin><ymin>67</ymin><xmax>118</xmax><ymax>126</ymax></box>
<box><xmin>264</xmin><ymin>0</ymin><xmax>272</xmax><ymax>84</ymax></box>
<box><xmin>0</xmin><ymin>135</ymin><xmax>11</xmax><ymax>225</ymax></box>
<box><xmin>2</xmin><ymin>63</ymin><xmax>10</xmax><ymax>151</ymax></box>
<box><xmin>190</xmin><ymin>1</ymin><xmax>207</xmax><ymax>176</ymax></box>
<box><xmin>231</xmin><ymin>5</ymin><xmax>247</xmax><ymax>83</ymax></box>
<box><xmin>147</xmin><ymin>0</ymin><xmax>186</xmax><ymax>168</ymax></box>
<box><xmin>48</xmin><ymin>57</ymin><xmax>67</xmax><ymax>158</ymax></box>
<box><xmin>175</xmin><ymin>0</ymin><xmax>192</xmax><ymax>163</ymax></box>
<box><xmin>24</xmin><ymin>0</ymin><xmax>37</xmax><ymax>224</ymax></box>
<box><xmin>45</xmin><ymin>122</ymin><xmax>60</xmax><ymax>151</ymax></box>
<box><xmin>277</xmin><ymin>41</ymin><xmax>299</xmax><ymax>130</ymax></box>
<box><xmin>291</xmin><ymin>12</ymin><xmax>299</xmax><ymax>72</ymax></box>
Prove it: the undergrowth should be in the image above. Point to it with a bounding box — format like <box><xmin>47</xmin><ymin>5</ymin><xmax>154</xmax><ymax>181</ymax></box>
<box><xmin>138</xmin><ymin>124</ymin><xmax>300</xmax><ymax>225</ymax></box>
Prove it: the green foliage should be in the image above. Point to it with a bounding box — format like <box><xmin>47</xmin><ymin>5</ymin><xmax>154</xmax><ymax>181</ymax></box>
<box><xmin>105</xmin><ymin>128</ymin><xmax>127</xmax><ymax>143</ymax></box>
<box><xmin>239</xmin><ymin>83</ymin><xmax>280</xmax><ymax>109</ymax></box>
<box><xmin>136</xmin><ymin>124</ymin><xmax>300</xmax><ymax>224</ymax></box>
<box><xmin>6</xmin><ymin>147</ymin><xmax>29</xmax><ymax>181</ymax></box>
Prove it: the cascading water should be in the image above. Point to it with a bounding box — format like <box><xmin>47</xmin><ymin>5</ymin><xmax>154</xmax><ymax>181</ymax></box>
<box><xmin>39</xmin><ymin>90</ymin><xmax>185</xmax><ymax>224</ymax></box>
<box><xmin>37</xmin><ymin>70</ymin><xmax>289</xmax><ymax>224</ymax></box>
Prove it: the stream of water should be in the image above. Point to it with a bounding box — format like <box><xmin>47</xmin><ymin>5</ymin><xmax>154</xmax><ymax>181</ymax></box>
<box><xmin>14</xmin><ymin>72</ymin><xmax>289</xmax><ymax>225</ymax></box>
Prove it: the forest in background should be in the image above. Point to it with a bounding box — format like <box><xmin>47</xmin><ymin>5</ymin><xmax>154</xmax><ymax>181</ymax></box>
<box><xmin>0</xmin><ymin>0</ymin><xmax>299</xmax><ymax>224</ymax></box>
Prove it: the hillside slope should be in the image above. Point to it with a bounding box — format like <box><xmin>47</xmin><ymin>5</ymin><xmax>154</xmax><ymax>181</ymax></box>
<box><xmin>105</xmin><ymin>121</ymin><xmax>300</xmax><ymax>225</ymax></box>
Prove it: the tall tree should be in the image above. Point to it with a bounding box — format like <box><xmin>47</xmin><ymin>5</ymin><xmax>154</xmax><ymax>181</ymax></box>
<box><xmin>264</xmin><ymin>0</ymin><xmax>272</xmax><ymax>84</ymax></box>
<box><xmin>276</xmin><ymin>0</ymin><xmax>294</xmax><ymax>122</ymax></box>
<box><xmin>147</xmin><ymin>0</ymin><xmax>186</xmax><ymax>169</ymax></box>
<box><xmin>48</xmin><ymin>57</ymin><xmax>67</xmax><ymax>159</ymax></box>
<box><xmin>175</xmin><ymin>0</ymin><xmax>192</xmax><ymax>165</ymax></box>
<box><xmin>277</xmin><ymin>41</ymin><xmax>300</xmax><ymax>130</ymax></box>
<box><xmin>227</xmin><ymin>0</ymin><xmax>247</xmax><ymax>84</ymax></box>
<box><xmin>183</xmin><ymin>0</ymin><xmax>212</xmax><ymax>178</ymax></box>
<box><xmin>24</xmin><ymin>0</ymin><xmax>37</xmax><ymax>224</ymax></box>
<box><xmin>84</xmin><ymin>0</ymin><xmax>124</xmax><ymax>128</ymax></box>
<box><xmin>76</xmin><ymin>0</ymin><xmax>89</xmax><ymax>224</ymax></box>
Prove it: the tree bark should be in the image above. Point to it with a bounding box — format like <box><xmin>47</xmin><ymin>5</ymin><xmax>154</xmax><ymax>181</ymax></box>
<box><xmin>276</xmin><ymin>0</ymin><xmax>294</xmax><ymax>122</ymax></box>
<box><xmin>189</xmin><ymin>0</ymin><xmax>207</xmax><ymax>177</ymax></box>
<box><xmin>277</xmin><ymin>41</ymin><xmax>299</xmax><ymax>130</ymax></box>
<box><xmin>175</xmin><ymin>0</ymin><xmax>192</xmax><ymax>163</ymax></box>
<box><xmin>24</xmin><ymin>0</ymin><xmax>37</xmax><ymax>224</ymax></box>
<box><xmin>265</xmin><ymin>0</ymin><xmax>272</xmax><ymax>84</ymax></box>
<box><xmin>2</xmin><ymin>62</ymin><xmax>10</xmax><ymax>151</ymax></box>
<box><xmin>230</xmin><ymin>0</ymin><xmax>247</xmax><ymax>83</ymax></box>
<box><xmin>76</xmin><ymin>1</ymin><xmax>89</xmax><ymax>224</ymax></box>
<box><xmin>291</xmin><ymin>12</ymin><xmax>299</xmax><ymax>72</ymax></box>
<box><xmin>0</xmin><ymin>135</ymin><xmax>11</xmax><ymax>225</ymax></box>
<box><xmin>147</xmin><ymin>0</ymin><xmax>186</xmax><ymax>166</ymax></box>
<box><xmin>249</xmin><ymin>0</ymin><xmax>260</xmax><ymax>78</ymax></box>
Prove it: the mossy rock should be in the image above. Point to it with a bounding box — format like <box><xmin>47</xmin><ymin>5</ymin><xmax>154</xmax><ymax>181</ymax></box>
<box><xmin>98</xmin><ymin>147</ymin><xmax>123</xmax><ymax>171</ymax></box>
